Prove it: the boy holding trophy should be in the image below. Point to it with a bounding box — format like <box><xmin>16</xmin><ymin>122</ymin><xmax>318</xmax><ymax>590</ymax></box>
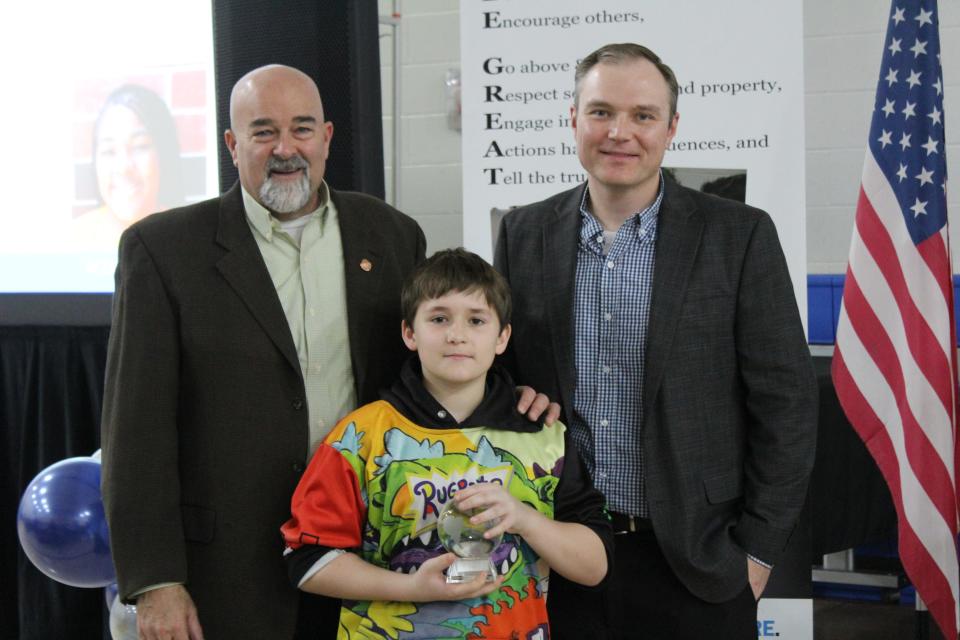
<box><xmin>281</xmin><ymin>248</ymin><xmax>611</xmax><ymax>638</ymax></box>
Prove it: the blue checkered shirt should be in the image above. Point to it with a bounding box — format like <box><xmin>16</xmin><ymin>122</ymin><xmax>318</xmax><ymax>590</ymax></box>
<box><xmin>570</xmin><ymin>178</ymin><xmax>663</xmax><ymax>518</ymax></box>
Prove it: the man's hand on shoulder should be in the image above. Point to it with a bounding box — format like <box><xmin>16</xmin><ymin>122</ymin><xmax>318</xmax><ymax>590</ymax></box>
<box><xmin>137</xmin><ymin>584</ymin><xmax>204</xmax><ymax>640</ymax></box>
<box><xmin>516</xmin><ymin>386</ymin><xmax>561</xmax><ymax>425</ymax></box>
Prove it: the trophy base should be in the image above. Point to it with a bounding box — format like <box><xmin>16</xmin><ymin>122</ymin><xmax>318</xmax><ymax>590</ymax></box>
<box><xmin>445</xmin><ymin>557</ymin><xmax>497</xmax><ymax>584</ymax></box>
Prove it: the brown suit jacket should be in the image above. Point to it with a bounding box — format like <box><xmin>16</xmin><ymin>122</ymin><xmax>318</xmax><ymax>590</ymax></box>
<box><xmin>495</xmin><ymin>179</ymin><xmax>817</xmax><ymax>602</ymax></box>
<box><xmin>101</xmin><ymin>183</ymin><xmax>425</xmax><ymax>638</ymax></box>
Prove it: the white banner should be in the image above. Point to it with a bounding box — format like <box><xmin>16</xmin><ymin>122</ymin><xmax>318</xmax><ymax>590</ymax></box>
<box><xmin>758</xmin><ymin>598</ymin><xmax>814</xmax><ymax>640</ymax></box>
<box><xmin>460</xmin><ymin>0</ymin><xmax>808</xmax><ymax>323</ymax></box>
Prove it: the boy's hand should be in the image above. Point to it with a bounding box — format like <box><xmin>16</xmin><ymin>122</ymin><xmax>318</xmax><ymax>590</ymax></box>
<box><xmin>409</xmin><ymin>553</ymin><xmax>503</xmax><ymax>601</ymax></box>
<box><xmin>516</xmin><ymin>386</ymin><xmax>561</xmax><ymax>425</ymax></box>
<box><xmin>454</xmin><ymin>483</ymin><xmax>541</xmax><ymax>539</ymax></box>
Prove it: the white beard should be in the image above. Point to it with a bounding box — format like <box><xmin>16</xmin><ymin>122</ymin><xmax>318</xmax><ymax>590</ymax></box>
<box><xmin>259</xmin><ymin>170</ymin><xmax>312</xmax><ymax>214</ymax></box>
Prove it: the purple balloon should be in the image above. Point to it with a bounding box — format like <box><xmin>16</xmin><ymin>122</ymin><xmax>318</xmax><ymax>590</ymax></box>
<box><xmin>17</xmin><ymin>457</ymin><xmax>115</xmax><ymax>588</ymax></box>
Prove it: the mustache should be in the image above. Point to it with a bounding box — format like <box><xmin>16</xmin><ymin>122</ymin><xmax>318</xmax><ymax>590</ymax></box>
<box><xmin>266</xmin><ymin>155</ymin><xmax>309</xmax><ymax>173</ymax></box>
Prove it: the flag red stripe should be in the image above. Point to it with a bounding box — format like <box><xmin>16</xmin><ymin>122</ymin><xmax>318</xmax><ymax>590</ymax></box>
<box><xmin>840</xmin><ymin>272</ymin><xmax>957</xmax><ymax>526</ymax></box>
<box><xmin>899</xmin><ymin>525</ymin><xmax>960</xmax><ymax>640</ymax></box>
<box><xmin>856</xmin><ymin>190</ymin><xmax>953</xmax><ymax>413</ymax></box>
<box><xmin>833</xmin><ymin>352</ymin><xmax>958</xmax><ymax>639</ymax></box>
<box><xmin>833</xmin><ymin>349</ymin><xmax>904</xmax><ymax>515</ymax></box>
<box><xmin>917</xmin><ymin>230</ymin><xmax>953</xmax><ymax>304</ymax></box>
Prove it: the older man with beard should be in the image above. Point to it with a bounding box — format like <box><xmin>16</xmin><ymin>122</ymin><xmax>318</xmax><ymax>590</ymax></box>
<box><xmin>103</xmin><ymin>64</ymin><xmax>556</xmax><ymax>640</ymax></box>
<box><xmin>100</xmin><ymin>65</ymin><xmax>427</xmax><ymax>639</ymax></box>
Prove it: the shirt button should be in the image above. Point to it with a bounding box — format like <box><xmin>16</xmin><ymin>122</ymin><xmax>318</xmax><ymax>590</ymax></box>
<box><xmin>597</xmin><ymin>471</ymin><xmax>608</xmax><ymax>479</ymax></box>
<box><xmin>603</xmin><ymin>312</ymin><xmax>612</xmax><ymax>321</ymax></box>
<box><xmin>292</xmin><ymin>462</ymin><xmax>306</xmax><ymax>474</ymax></box>
<box><xmin>599</xmin><ymin>419</ymin><xmax>609</xmax><ymax>427</ymax></box>
<box><xmin>606</xmin><ymin>261</ymin><xmax>615</xmax><ymax>269</ymax></box>
<box><xmin>313</xmin><ymin>364</ymin><xmax>322</xmax><ymax>374</ymax></box>
<box><xmin>437</xmin><ymin>410</ymin><xmax>447</xmax><ymax>419</ymax></box>
<box><xmin>602</xmin><ymin>365</ymin><xmax>611</xmax><ymax>374</ymax></box>
<box><xmin>292</xmin><ymin>398</ymin><xmax>304</xmax><ymax>410</ymax></box>
<box><xmin>316</xmin><ymin>419</ymin><xmax>326</xmax><ymax>431</ymax></box>
<box><xmin>309</xmin><ymin>307</ymin><xmax>316</xmax><ymax>317</ymax></box>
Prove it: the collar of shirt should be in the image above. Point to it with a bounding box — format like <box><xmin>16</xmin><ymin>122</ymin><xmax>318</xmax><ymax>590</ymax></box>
<box><xmin>381</xmin><ymin>357</ymin><xmax>543</xmax><ymax>432</ymax></box>
<box><xmin>241</xmin><ymin>181</ymin><xmax>332</xmax><ymax>242</ymax></box>
<box><xmin>577</xmin><ymin>174</ymin><xmax>664</xmax><ymax>253</ymax></box>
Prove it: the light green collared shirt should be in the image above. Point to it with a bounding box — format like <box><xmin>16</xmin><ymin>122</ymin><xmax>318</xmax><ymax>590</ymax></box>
<box><xmin>242</xmin><ymin>183</ymin><xmax>357</xmax><ymax>455</ymax></box>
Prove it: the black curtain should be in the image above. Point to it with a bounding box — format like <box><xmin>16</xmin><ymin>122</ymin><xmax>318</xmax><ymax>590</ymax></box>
<box><xmin>1</xmin><ymin>327</ymin><xmax>110</xmax><ymax>639</ymax></box>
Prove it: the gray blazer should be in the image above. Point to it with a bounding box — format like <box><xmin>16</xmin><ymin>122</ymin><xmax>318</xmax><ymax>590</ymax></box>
<box><xmin>495</xmin><ymin>179</ymin><xmax>817</xmax><ymax>602</ymax></box>
<box><xmin>101</xmin><ymin>183</ymin><xmax>425</xmax><ymax>638</ymax></box>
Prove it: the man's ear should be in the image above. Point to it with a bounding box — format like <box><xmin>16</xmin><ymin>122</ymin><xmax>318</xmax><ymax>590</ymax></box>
<box><xmin>401</xmin><ymin>320</ymin><xmax>418</xmax><ymax>352</ymax></box>
<box><xmin>224</xmin><ymin>129</ymin><xmax>239</xmax><ymax>167</ymax></box>
<box><xmin>495</xmin><ymin>323</ymin><xmax>512</xmax><ymax>355</ymax></box>
<box><xmin>665</xmin><ymin>111</ymin><xmax>680</xmax><ymax>147</ymax></box>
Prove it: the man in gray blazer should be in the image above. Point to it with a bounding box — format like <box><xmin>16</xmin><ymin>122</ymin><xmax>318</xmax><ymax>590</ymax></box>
<box><xmin>495</xmin><ymin>44</ymin><xmax>817</xmax><ymax>639</ymax></box>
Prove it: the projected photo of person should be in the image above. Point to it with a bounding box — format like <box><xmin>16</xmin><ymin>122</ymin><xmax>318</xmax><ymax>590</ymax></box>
<box><xmin>72</xmin><ymin>84</ymin><xmax>185</xmax><ymax>250</ymax></box>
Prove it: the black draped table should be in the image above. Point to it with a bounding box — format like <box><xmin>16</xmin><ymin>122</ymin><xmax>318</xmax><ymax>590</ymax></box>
<box><xmin>809</xmin><ymin>355</ymin><xmax>897</xmax><ymax>556</ymax></box>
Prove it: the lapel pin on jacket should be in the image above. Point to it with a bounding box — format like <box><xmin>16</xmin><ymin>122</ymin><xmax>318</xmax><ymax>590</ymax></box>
<box><xmin>360</xmin><ymin>258</ymin><xmax>373</xmax><ymax>272</ymax></box>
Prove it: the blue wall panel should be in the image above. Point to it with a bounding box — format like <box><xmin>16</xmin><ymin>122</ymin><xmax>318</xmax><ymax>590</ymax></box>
<box><xmin>807</xmin><ymin>274</ymin><xmax>960</xmax><ymax>344</ymax></box>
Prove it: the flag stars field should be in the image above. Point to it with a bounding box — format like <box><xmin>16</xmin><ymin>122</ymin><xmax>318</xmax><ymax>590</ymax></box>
<box><xmin>909</xmin><ymin>197</ymin><xmax>928</xmax><ymax>217</ymax></box>
<box><xmin>916</xmin><ymin>167</ymin><xmax>934</xmax><ymax>187</ymax></box>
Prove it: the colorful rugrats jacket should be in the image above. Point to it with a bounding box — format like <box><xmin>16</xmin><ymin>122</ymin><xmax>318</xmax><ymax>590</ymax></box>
<box><xmin>281</xmin><ymin>360</ymin><xmax>611</xmax><ymax>639</ymax></box>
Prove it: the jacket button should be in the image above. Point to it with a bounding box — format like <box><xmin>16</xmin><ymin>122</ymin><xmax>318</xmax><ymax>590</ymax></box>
<box><xmin>292</xmin><ymin>398</ymin><xmax>304</xmax><ymax>410</ymax></box>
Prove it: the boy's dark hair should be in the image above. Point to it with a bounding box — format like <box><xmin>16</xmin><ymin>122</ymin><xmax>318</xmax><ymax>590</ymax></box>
<box><xmin>401</xmin><ymin>248</ymin><xmax>512</xmax><ymax>329</ymax></box>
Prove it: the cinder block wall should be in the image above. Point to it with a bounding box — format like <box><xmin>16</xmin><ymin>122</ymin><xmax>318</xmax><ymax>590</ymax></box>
<box><xmin>380</xmin><ymin>1</ymin><xmax>959</xmax><ymax>273</ymax></box>
<box><xmin>805</xmin><ymin>0</ymin><xmax>959</xmax><ymax>273</ymax></box>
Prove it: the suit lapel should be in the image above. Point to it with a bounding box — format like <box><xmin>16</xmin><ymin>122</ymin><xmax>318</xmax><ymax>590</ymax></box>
<box><xmin>543</xmin><ymin>186</ymin><xmax>585</xmax><ymax>417</ymax></box>
<box><xmin>332</xmin><ymin>190</ymin><xmax>384</xmax><ymax>402</ymax></box>
<box><xmin>643</xmin><ymin>181</ymin><xmax>704</xmax><ymax>412</ymax></box>
<box><xmin>214</xmin><ymin>184</ymin><xmax>301</xmax><ymax>375</ymax></box>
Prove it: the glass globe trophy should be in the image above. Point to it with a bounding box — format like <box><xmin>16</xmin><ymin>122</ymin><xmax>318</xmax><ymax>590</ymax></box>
<box><xmin>437</xmin><ymin>499</ymin><xmax>502</xmax><ymax>583</ymax></box>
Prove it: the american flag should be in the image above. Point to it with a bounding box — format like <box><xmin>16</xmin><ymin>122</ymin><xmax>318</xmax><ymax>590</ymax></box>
<box><xmin>832</xmin><ymin>1</ymin><xmax>956</xmax><ymax>637</ymax></box>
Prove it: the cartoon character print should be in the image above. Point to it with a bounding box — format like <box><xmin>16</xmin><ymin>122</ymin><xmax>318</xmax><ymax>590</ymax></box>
<box><xmin>328</xmin><ymin>407</ymin><xmax>565</xmax><ymax>639</ymax></box>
